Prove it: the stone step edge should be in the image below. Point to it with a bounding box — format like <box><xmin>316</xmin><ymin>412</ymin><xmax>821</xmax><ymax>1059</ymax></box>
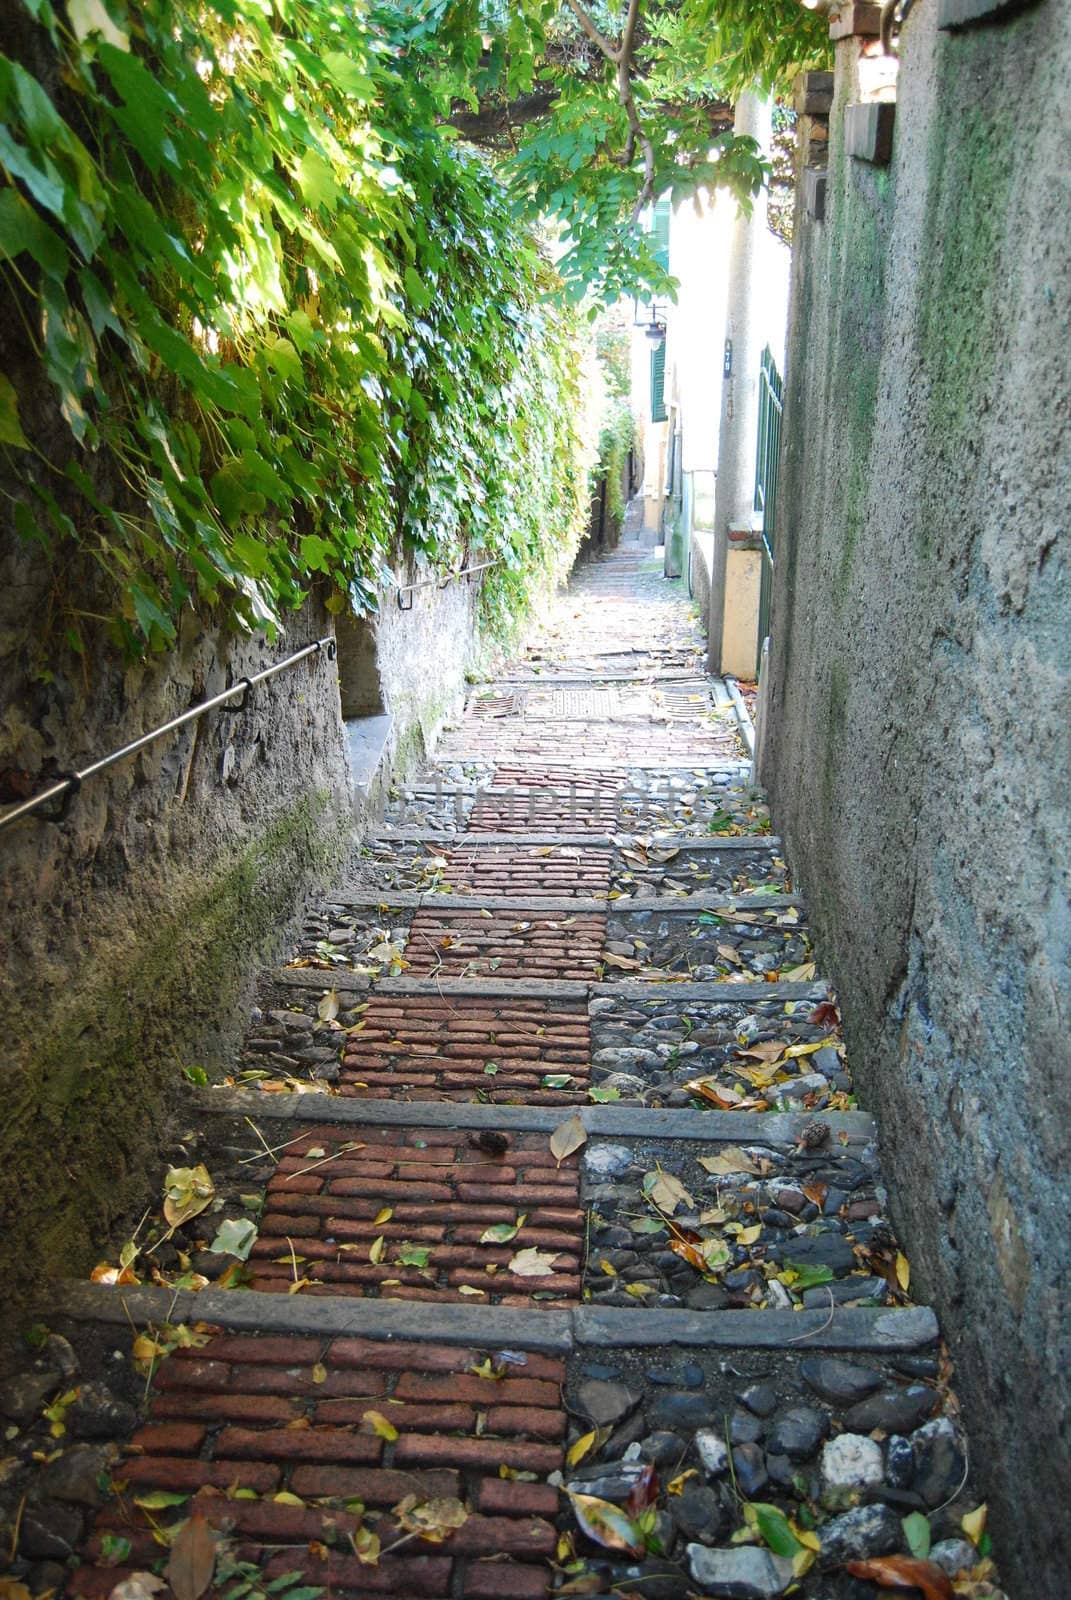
<box><xmin>51</xmin><ymin>1282</ymin><xmax>939</xmax><ymax>1356</ymax></box>
<box><xmin>322</xmin><ymin>890</ymin><xmax>801</xmax><ymax>914</ymax></box>
<box><xmin>271</xmin><ymin>971</ymin><xmax>827</xmax><ymax>1004</ymax></box>
<box><xmin>412</xmin><ymin>764</ymin><xmax>751</xmax><ymax>785</ymax></box>
<box><xmin>369</xmin><ymin>831</ymin><xmax>781</xmax><ymax>850</ymax></box>
<box><xmin>195</xmin><ymin>1087</ymin><xmax>876</xmax><ymax>1144</ymax></box>
<box><xmin>483</xmin><ymin>670</ymin><xmax>731</xmax><ymax>688</ymax></box>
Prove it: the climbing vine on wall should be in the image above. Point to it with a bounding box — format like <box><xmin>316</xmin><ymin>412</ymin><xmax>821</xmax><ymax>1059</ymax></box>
<box><xmin>0</xmin><ymin>0</ymin><xmax>591</xmax><ymax>658</ymax></box>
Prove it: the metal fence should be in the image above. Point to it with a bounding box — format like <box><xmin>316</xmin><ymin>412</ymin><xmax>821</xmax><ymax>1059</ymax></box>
<box><xmin>753</xmin><ymin>344</ymin><xmax>784</xmax><ymax>677</ymax></box>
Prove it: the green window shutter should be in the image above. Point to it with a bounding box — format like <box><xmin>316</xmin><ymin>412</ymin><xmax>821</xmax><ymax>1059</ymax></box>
<box><xmin>650</xmin><ymin>338</ymin><xmax>667</xmax><ymax>422</ymax></box>
<box><xmin>651</xmin><ymin>195</ymin><xmax>671</xmax><ymax>274</ymax></box>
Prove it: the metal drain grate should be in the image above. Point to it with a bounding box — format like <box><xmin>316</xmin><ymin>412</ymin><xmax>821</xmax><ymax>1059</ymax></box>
<box><xmin>525</xmin><ymin>688</ymin><xmax>623</xmax><ymax>719</ymax></box>
<box><xmin>654</xmin><ymin>680</ymin><xmax>716</xmax><ymax>720</ymax></box>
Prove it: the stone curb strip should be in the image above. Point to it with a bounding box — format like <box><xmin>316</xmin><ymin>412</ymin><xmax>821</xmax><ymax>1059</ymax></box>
<box><xmin>271</xmin><ymin>969</ymin><xmax>827</xmax><ymax>1001</ymax></box>
<box><xmin>324</xmin><ymin>890</ymin><xmax>801</xmax><ymax>912</ymax></box>
<box><xmin>197</xmin><ymin>1086</ymin><xmax>877</xmax><ymax>1143</ymax></box>
<box><xmin>375</xmin><ymin>830</ymin><xmax>783</xmax><ymax>848</ymax></box>
<box><xmin>52</xmin><ymin>1282</ymin><xmax>938</xmax><ymax>1355</ymax></box>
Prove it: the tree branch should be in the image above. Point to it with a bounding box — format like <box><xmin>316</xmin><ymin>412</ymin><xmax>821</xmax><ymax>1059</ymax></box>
<box><xmin>562</xmin><ymin>0</ymin><xmax>621</xmax><ymax>64</ymax></box>
<box><xmin>447</xmin><ymin>88</ymin><xmax>732</xmax><ymax>147</ymax></box>
<box><xmin>561</xmin><ymin>0</ymin><xmax>657</xmax><ymax>220</ymax></box>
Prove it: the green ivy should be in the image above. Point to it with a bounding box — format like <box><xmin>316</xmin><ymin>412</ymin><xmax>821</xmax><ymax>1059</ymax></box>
<box><xmin>0</xmin><ymin>0</ymin><xmax>589</xmax><ymax>657</ymax></box>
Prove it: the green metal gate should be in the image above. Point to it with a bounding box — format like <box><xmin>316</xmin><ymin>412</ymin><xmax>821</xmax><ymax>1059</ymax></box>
<box><xmin>753</xmin><ymin>345</ymin><xmax>783</xmax><ymax>677</ymax></box>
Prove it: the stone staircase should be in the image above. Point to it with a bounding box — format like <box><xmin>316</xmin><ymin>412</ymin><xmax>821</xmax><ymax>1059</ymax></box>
<box><xmin>41</xmin><ymin>539</ymin><xmax>998</xmax><ymax>1600</ymax></box>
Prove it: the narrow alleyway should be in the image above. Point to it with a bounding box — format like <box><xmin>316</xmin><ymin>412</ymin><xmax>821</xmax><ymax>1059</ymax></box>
<box><xmin>53</xmin><ymin>537</ymin><xmax>993</xmax><ymax>1598</ymax></box>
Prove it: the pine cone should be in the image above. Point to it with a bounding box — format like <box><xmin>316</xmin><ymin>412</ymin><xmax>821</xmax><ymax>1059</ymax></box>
<box><xmin>470</xmin><ymin>1130</ymin><xmax>510</xmax><ymax>1156</ymax></box>
<box><xmin>869</xmin><ymin>1220</ymin><xmax>897</xmax><ymax>1252</ymax></box>
<box><xmin>800</xmin><ymin>1118</ymin><xmax>830</xmax><ymax>1148</ymax></box>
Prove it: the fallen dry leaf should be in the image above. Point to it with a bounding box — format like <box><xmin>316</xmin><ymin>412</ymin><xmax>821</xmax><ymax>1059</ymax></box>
<box><xmin>508</xmin><ymin>1247</ymin><xmax>564</xmax><ymax>1277</ymax></box>
<box><xmin>566</xmin><ymin>1491</ymin><xmax>645</xmax><ymax>1557</ymax></box>
<box><xmin>699</xmin><ymin>1147</ymin><xmax>762</xmax><ymax>1176</ymax></box>
<box><xmin>162</xmin><ymin>1164</ymin><xmax>214</xmax><ymax>1230</ymax></box>
<box><xmin>166</xmin><ymin>1514</ymin><xmax>216</xmax><ymax>1600</ymax></box>
<box><xmin>844</xmin><ymin>1556</ymin><xmax>953</xmax><ymax>1599</ymax></box>
<box><xmin>392</xmin><ymin>1494</ymin><xmax>468</xmax><ymax>1543</ymax></box>
<box><xmin>642</xmin><ymin>1169</ymin><xmax>693</xmax><ymax>1213</ymax></box>
<box><xmin>550</xmin><ymin>1112</ymin><xmax>587</xmax><ymax>1163</ymax></box>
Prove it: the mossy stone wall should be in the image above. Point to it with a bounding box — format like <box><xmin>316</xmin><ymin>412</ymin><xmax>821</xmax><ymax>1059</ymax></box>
<box><xmin>765</xmin><ymin>7</ymin><xmax>1070</xmax><ymax>1593</ymax></box>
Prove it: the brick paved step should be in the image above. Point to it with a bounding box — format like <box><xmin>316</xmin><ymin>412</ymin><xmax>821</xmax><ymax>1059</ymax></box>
<box><xmin>65</xmin><ymin>1323</ymin><xmax>565</xmax><ymax>1600</ymax></box>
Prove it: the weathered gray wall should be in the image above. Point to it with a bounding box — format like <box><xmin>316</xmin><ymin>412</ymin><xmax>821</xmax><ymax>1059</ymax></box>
<box><xmin>372</xmin><ymin>555</ymin><xmax>480</xmax><ymax>768</ymax></box>
<box><xmin>766</xmin><ymin>4</ymin><xmax>1069</xmax><ymax>1593</ymax></box>
<box><xmin>0</xmin><ymin>533</ymin><xmax>485</xmax><ymax>1307</ymax></box>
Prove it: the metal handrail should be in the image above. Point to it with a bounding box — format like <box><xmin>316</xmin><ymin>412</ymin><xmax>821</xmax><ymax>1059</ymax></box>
<box><xmin>395</xmin><ymin>559</ymin><xmax>500</xmax><ymax>610</ymax></box>
<box><xmin>0</xmin><ymin>635</ymin><xmax>338</xmax><ymax>835</ymax></box>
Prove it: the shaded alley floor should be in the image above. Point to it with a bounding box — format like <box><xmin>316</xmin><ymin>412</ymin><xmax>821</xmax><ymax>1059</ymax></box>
<box><xmin>25</xmin><ymin>538</ymin><xmax>1001</xmax><ymax>1599</ymax></box>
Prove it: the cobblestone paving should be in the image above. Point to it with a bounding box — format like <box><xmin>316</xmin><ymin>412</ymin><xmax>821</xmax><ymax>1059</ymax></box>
<box><xmin>42</xmin><ymin>540</ymin><xmax>1002</xmax><ymax>1600</ymax></box>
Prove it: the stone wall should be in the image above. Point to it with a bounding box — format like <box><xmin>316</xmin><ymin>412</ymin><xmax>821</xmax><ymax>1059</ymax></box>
<box><xmin>0</xmin><ymin>533</ymin><xmax>486</xmax><ymax>1310</ymax></box>
<box><xmin>764</xmin><ymin>5</ymin><xmax>1069</xmax><ymax>1592</ymax></box>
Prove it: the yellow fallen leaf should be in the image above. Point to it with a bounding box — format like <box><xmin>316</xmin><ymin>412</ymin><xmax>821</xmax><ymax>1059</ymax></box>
<box><xmin>350</xmin><ymin>1526</ymin><xmax>380</xmax><ymax>1565</ymax></box>
<box><xmin>736</xmin><ymin>1224</ymin><xmax>763</xmax><ymax>1246</ymax></box>
<box><xmin>566</xmin><ymin>1426</ymin><xmax>611</xmax><ymax>1467</ymax></box>
<box><xmin>273</xmin><ymin>1491</ymin><xmax>306</xmax><ymax>1506</ymax></box>
<box><xmin>374</xmin><ymin>1207</ymin><xmax>393</xmax><ymax>1224</ymax></box>
<box><xmin>457</xmin><ymin>1285</ymin><xmax>485</xmax><ymax>1296</ymax></box>
<box><xmin>896</xmin><ymin>1252</ymin><xmax>911</xmax><ymax>1291</ymax></box>
<box><xmin>369</xmin><ymin>1235</ymin><xmax>386</xmax><ymax>1264</ymax></box>
<box><xmin>961</xmin><ymin>1504</ymin><xmax>987</xmax><ymax>1544</ymax></box>
<box><xmin>311</xmin><ymin>1363</ymin><xmax>327</xmax><ymax>1384</ymax></box>
<box><xmin>783</xmin><ymin>1036</ymin><xmax>839</xmax><ymax>1060</ymax></box>
<box><xmin>364</xmin><ymin>1410</ymin><xmax>399</xmax><ymax>1441</ymax></box>
<box><xmin>667</xmin><ymin>1469</ymin><xmax>698</xmax><ymax>1496</ymax></box>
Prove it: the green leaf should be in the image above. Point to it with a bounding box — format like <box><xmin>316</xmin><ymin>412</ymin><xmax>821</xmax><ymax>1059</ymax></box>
<box><xmin>746</xmin><ymin>1502</ymin><xmax>803</xmax><ymax>1559</ymax></box>
<box><xmin>0</xmin><ymin>374</ymin><xmax>30</xmax><ymax>449</ymax></box>
<box><xmin>209</xmin><ymin>1217</ymin><xmax>258</xmax><ymax>1261</ymax></box>
<box><xmin>902</xmin><ymin>1511</ymin><xmax>931</xmax><ymax>1560</ymax></box>
<box><xmin>296</xmin><ymin>149</ymin><xmax>340</xmax><ymax>211</ymax></box>
<box><xmin>395</xmin><ymin>1245</ymin><xmax>431</xmax><ymax>1267</ymax></box>
<box><xmin>134</xmin><ymin>1490</ymin><xmax>191</xmax><ymax>1509</ymax></box>
<box><xmin>479</xmin><ymin>1215</ymin><xmax>526</xmax><ymax>1245</ymax></box>
<box><xmin>785</xmin><ymin>1260</ymin><xmax>835</xmax><ymax>1289</ymax></box>
<box><xmin>0</xmin><ymin>187</ymin><xmax>68</xmax><ymax>277</ymax></box>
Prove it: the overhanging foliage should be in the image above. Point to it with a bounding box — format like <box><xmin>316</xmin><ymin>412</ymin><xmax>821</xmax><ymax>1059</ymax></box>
<box><xmin>0</xmin><ymin>0</ymin><xmax>590</xmax><ymax>657</ymax></box>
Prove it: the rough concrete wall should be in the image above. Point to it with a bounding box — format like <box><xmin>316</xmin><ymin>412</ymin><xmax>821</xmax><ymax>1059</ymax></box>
<box><xmin>0</xmin><ymin>535</ymin><xmax>489</xmax><ymax>1309</ymax></box>
<box><xmin>0</xmin><ymin>541</ymin><xmax>354</xmax><ymax>1300</ymax></box>
<box><xmin>369</xmin><ymin>555</ymin><xmax>481</xmax><ymax>775</ymax></box>
<box><xmin>766</xmin><ymin>5</ymin><xmax>1070</xmax><ymax>1592</ymax></box>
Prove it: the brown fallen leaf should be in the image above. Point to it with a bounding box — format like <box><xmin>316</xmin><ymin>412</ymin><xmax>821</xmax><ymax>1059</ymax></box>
<box><xmin>565</xmin><ymin>1491</ymin><xmax>645</xmax><ymax>1556</ymax></box>
<box><xmin>550</xmin><ymin>1112</ymin><xmax>587</xmax><ymax>1163</ymax></box>
<box><xmin>698</xmin><ymin>1146</ymin><xmax>762</xmax><ymax>1176</ymax></box>
<box><xmin>844</xmin><ymin>1556</ymin><xmax>953</xmax><ymax>1599</ymax></box>
<box><xmin>166</xmin><ymin>1514</ymin><xmax>216</xmax><ymax>1600</ymax></box>
<box><xmin>392</xmin><ymin>1494</ymin><xmax>468</xmax><ymax>1542</ymax></box>
<box><xmin>735</xmin><ymin>1040</ymin><xmax>788</xmax><ymax>1063</ymax></box>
